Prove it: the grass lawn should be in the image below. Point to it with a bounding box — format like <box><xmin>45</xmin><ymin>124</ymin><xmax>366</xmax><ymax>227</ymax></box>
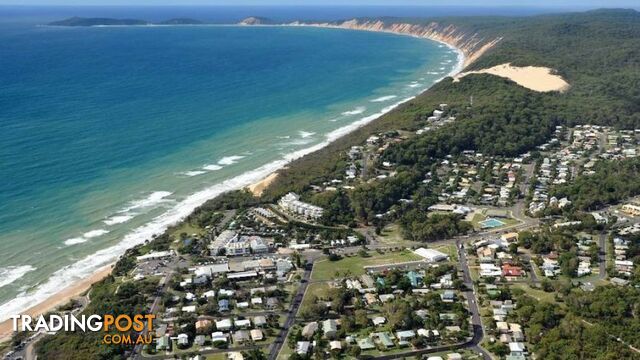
<box><xmin>298</xmin><ymin>282</ymin><xmax>332</xmax><ymax>316</ymax></box>
<box><xmin>433</xmin><ymin>243</ymin><xmax>458</xmax><ymax>262</ymax></box>
<box><xmin>471</xmin><ymin>212</ymin><xmax>519</xmax><ymax>230</ymax></box>
<box><xmin>170</xmin><ymin>222</ymin><xmax>205</xmax><ymax>240</ymax></box>
<box><xmin>206</xmin><ymin>354</ymin><xmax>228</xmax><ymax>360</ymax></box>
<box><xmin>378</xmin><ymin>224</ymin><xmax>414</xmax><ymax>246</ymax></box>
<box><xmin>311</xmin><ymin>250</ymin><xmax>423</xmax><ymax>281</ymax></box>
<box><xmin>510</xmin><ymin>283</ymin><xmax>557</xmax><ymax>304</ymax></box>
<box><xmin>471</xmin><ymin>213</ymin><xmax>488</xmax><ymax>228</ymax></box>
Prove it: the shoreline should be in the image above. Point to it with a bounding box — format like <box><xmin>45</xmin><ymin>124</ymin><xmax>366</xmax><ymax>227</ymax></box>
<box><xmin>0</xmin><ymin>265</ymin><xmax>112</xmax><ymax>343</ymax></box>
<box><xmin>0</xmin><ymin>23</ymin><xmax>466</xmax><ymax>340</ymax></box>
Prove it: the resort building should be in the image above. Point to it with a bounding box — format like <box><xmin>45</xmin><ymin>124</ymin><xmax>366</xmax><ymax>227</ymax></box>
<box><xmin>278</xmin><ymin>192</ymin><xmax>324</xmax><ymax>219</ymax></box>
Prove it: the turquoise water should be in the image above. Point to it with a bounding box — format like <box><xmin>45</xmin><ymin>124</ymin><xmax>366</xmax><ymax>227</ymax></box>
<box><xmin>480</xmin><ymin>218</ymin><xmax>506</xmax><ymax>228</ymax></box>
<box><xmin>0</xmin><ymin>21</ymin><xmax>459</xmax><ymax>320</ymax></box>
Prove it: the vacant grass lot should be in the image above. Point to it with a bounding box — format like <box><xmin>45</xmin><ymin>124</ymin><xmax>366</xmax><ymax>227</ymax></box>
<box><xmin>311</xmin><ymin>250</ymin><xmax>423</xmax><ymax>281</ymax></box>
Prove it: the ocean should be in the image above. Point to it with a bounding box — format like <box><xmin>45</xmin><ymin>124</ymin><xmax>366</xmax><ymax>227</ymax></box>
<box><xmin>0</xmin><ymin>7</ymin><xmax>463</xmax><ymax>321</ymax></box>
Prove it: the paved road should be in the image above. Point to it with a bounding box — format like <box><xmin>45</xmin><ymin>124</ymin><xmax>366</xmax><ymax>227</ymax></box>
<box><xmin>132</xmin><ymin>265</ymin><xmax>177</xmax><ymax>360</ymax></box>
<box><xmin>457</xmin><ymin>241</ymin><xmax>493</xmax><ymax>360</ymax></box>
<box><xmin>268</xmin><ymin>262</ymin><xmax>313</xmax><ymax>360</ymax></box>
<box><xmin>598</xmin><ymin>231</ymin><xmax>607</xmax><ymax>280</ymax></box>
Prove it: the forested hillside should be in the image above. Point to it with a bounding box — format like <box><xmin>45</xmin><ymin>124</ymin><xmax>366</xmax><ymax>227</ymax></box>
<box><xmin>264</xmin><ymin>9</ymin><xmax>640</xmax><ymax>202</ymax></box>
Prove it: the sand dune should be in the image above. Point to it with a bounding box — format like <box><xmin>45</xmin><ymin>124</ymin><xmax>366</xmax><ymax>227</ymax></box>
<box><xmin>456</xmin><ymin>63</ymin><xmax>569</xmax><ymax>92</ymax></box>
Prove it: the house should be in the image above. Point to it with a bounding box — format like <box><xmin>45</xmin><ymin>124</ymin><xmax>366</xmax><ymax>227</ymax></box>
<box><xmin>218</xmin><ymin>299</ymin><xmax>230</xmax><ymax>312</ymax></box>
<box><xmin>611</xmin><ymin>277</ymin><xmax>630</xmax><ymax>286</ymax></box>
<box><xmin>445</xmin><ymin>326</ymin><xmax>461</xmax><ymax>333</ymax></box>
<box><xmin>177</xmin><ymin>333</ymin><xmax>189</xmax><ymax>346</ymax></box>
<box><xmin>372</xmin><ymin>316</ymin><xmax>386</xmax><ymax>326</ymax></box>
<box><xmin>296</xmin><ymin>341</ymin><xmax>311</xmax><ymax>355</ymax></box>
<box><xmin>195</xmin><ymin>319</ymin><xmax>212</xmax><ymax>332</ymax></box>
<box><xmin>357</xmin><ymin>337</ymin><xmax>376</xmax><ymax>350</ymax></box>
<box><xmin>377</xmin><ymin>332</ymin><xmax>395</xmax><ymax>348</ymax></box>
<box><xmin>406</xmin><ymin>271</ymin><xmax>423</xmax><ymax>287</ymax></box>
<box><xmin>227</xmin><ymin>353</ymin><xmax>244</xmax><ymax>360</ymax></box>
<box><xmin>232</xmin><ymin>330</ymin><xmax>250</xmax><ymax>344</ymax></box>
<box><xmin>396</xmin><ymin>330</ymin><xmax>416</xmax><ymax>343</ymax></box>
<box><xmin>156</xmin><ymin>335</ymin><xmax>171</xmax><ymax>351</ymax></box>
<box><xmin>251</xmin><ymin>297</ymin><xmax>263</xmax><ymax>306</ymax></box>
<box><xmin>202</xmin><ymin>290</ymin><xmax>216</xmax><ymax>298</ymax></box>
<box><xmin>194</xmin><ymin>335</ymin><xmax>206</xmax><ymax>346</ymax></box>
<box><xmin>502</xmin><ymin>264</ymin><xmax>523</xmax><ymax>278</ymax></box>
<box><xmin>253</xmin><ymin>316</ymin><xmax>267</xmax><ymax>327</ymax></box>
<box><xmin>364</xmin><ymin>293</ymin><xmax>379</xmax><ymax>305</ymax></box>
<box><xmin>302</xmin><ymin>322</ymin><xmax>318</xmax><ymax>338</ymax></box>
<box><xmin>250</xmin><ymin>329</ymin><xmax>264</xmax><ymax>341</ymax></box>
<box><xmin>323</xmin><ymin>319</ymin><xmax>338</xmax><ymax>339</ymax></box>
<box><xmin>329</xmin><ymin>340</ymin><xmax>342</xmax><ymax>351</ymax></box>
<box><xmin>266</xmin><ymin>297</ymin><xmax>280</xmax><ymax>309</ymax></box>
<box><xmin>501</xmin><ymin>232</ymin><xmax>519</xmax><ymax>243</ymax></box>
<box><xmin>211</xmin><ymin>332</ymin><xmax>227</xmax><ymax>344</ymax></box>
<box><xmin>379</xmin><ymin>294</ymin><xmax>395</xmax><ymax>303</ymax></box>
<box><xmin>496</xmin><ymin>321</ymin><xmax>509</xmax><ymax>333</ymax></box>
<box><xmin>235</xmin><ymin>319</ymin><xmax>251</xmax><ymax>329</ymax></box>
<box><xmin>441</xmin><ymin>290</ymin><xmax>456</xmax><ymax>302</ymax></box>
<box><xmin>216</xmin><ymin>319</ymin><xmax>233</xmax><ymax>331</ymax></box>
<box><xmin>509</xmin><ymin>342</ymin><xmax>527</xmax><ymax>356</ymax></box>
<box><xmin>219</xmin><ymin>288</ymin><xmax>235</xmax><ymax>297</ymax></box>
<box><xmin>480</xmin><ymin>263</ymin><xmax>502</xmax><ymax>277</ymax></box>
<box><xmin>447</xmin><ymin>353</ymin><xmax>463</xmax><ymax>360</ymax></box>
<box><xmin>181</xmin><ymin>305</ymin><xmax>197</xmax><ymax>313</ymax></box>
<box><xmin>236</xmin><ymin>301</ymin><xmax>249</xmax><ymax>309</ymax></box>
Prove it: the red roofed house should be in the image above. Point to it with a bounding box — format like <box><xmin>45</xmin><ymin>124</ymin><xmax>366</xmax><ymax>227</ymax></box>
<box><xmin>501</xmin><ymin>264</ymin><xmax>523</xmax><ymax>278</ymax></box>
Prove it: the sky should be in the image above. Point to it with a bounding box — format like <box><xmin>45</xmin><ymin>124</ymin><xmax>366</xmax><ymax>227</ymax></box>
<box><xmin>0</xmin><ymin>0</ymin><xmax>638</xmax><ymax>7</ymax></box>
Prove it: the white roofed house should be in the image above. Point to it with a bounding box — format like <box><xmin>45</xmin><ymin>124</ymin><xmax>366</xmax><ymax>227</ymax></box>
<box><xmin>211</xmin><ymin>332</ymin><xmax>227</xmax><ymax>344</ymax></box>
<box><xmin>250</xmin><ymin>329</ymin><xmax>264</xmax><ymax>341</ymax></box>
<box><xmin>177</xmin><ymin>333</ymin><xmax>189</xmax><ymax>347</ymax></box>
<box><xmin>253</xmin><ymin>316</ymin><xmax>267</xmax><ymax>327</ymax></box>
<box><xmin>216</xmin><ymin>318</ymin><xmax>233</xmax><ymax>331</ymax></box>
<box><xmin>296</xmin><ymin>341</ymin><xmax>311</xmax><ymax>355</ymax></box>
<box><xmin>322</xmin><ymin>319</ymin><xmax>338</xmax><ymax>339</ymax></box>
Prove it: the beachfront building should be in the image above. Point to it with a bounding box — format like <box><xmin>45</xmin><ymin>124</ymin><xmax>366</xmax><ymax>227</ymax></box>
<box><xmin>209</xmin><ymin>230</ymin><xmax>239</xmax><ymax>255</ymax></box>
<box><xmin>278</xmin><ymin>192</ymin><xmax>324</xmax><ymax>220</ymax></box>
<box><xmin>225</xmin><ymin>236</ymin><xmax>250</xmax><ymax>256</ymax></box>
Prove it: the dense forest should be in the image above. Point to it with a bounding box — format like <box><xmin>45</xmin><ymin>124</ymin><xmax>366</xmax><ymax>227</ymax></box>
<box><xmin>510</xmin><ymin>287</ymin><xmax>640</xmax><ymax>359</ymax></box>
<box><xmin>553</xmin><ymin>157</ymin><xmax>640</xmax><ymax>211</ymax></box>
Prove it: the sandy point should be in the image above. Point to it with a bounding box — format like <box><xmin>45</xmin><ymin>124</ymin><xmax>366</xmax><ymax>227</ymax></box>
<box><xmin>247</xmin><ymin>172</ymin><xmax>279</xmax><ymax>197</ymax></box>
<box><xmin>0</xmin><ymin>264</ymin><xmax>113</xmax><ymax>343</ymax></box>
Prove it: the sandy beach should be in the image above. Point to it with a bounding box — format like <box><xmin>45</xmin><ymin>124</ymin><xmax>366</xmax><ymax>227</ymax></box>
<box><xmin>0</xmin><ymin>265</ymin><xmax>112</xmax><ymax>343</ymax></box>
<box><xmin>455</xmin><ymin>63</ymin><xmax>570</xmax><ymax>92</ymax></box>
<box><xmin>247</xmin><ymin>172</ymin><xmax>279</xmax><ymax>196</ymax></box>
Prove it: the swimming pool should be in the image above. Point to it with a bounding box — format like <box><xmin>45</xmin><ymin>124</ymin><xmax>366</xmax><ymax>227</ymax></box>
<box><xmin>480</xmin><ymin>218</ymin><xmax>506</xmax><ymax>229</ymax></box>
